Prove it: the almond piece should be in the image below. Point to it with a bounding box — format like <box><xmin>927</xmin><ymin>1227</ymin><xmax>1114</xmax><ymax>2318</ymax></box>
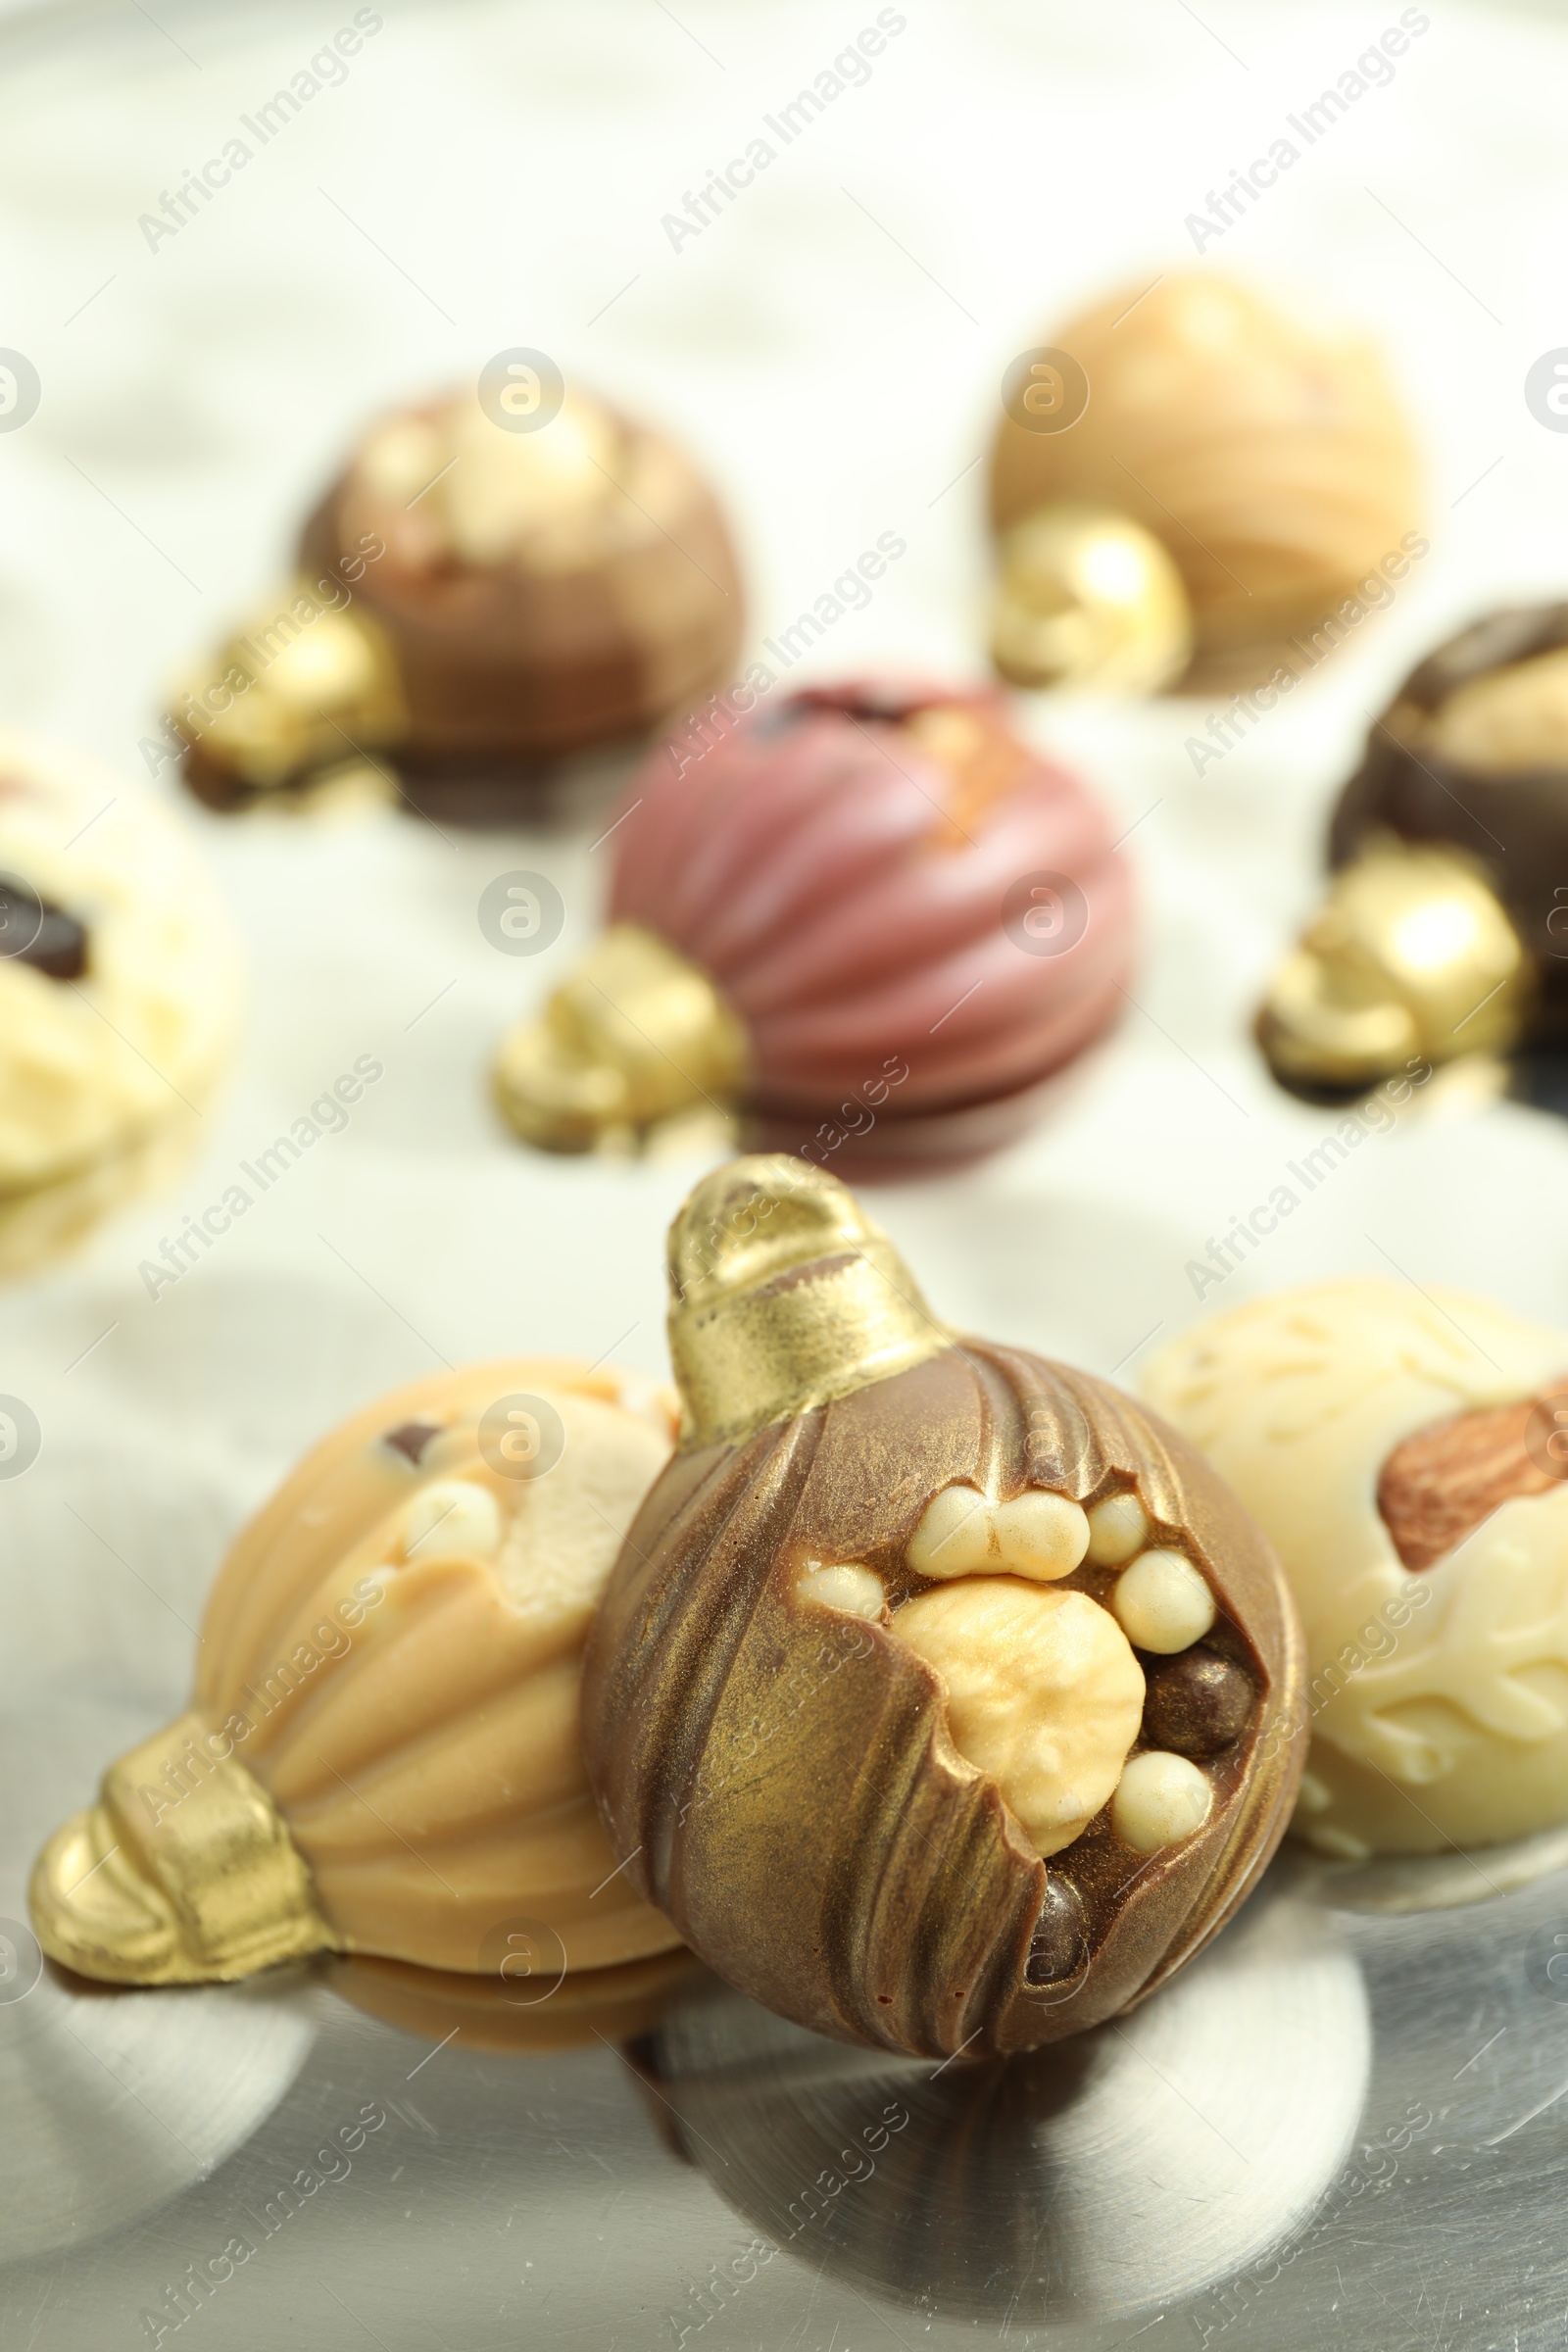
<box><xmin>1377</xmin><ymin>1384</ymin><xmax>1568</xmax><ymax>1572</ymax></box>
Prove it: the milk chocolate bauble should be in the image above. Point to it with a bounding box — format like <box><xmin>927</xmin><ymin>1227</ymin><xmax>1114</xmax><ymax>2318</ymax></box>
<box><xmin>176</xmin><ymin>381</ymin><xmax>744</xmax><ymax>811</ymax></box>
<box><xmin>580</xmin><ymin>1157</ymin><xmax>1305</xmax><ymax>2060</ymax></box>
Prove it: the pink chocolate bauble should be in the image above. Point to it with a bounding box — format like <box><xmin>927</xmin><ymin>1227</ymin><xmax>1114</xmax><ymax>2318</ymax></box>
<box><xmin>609</xmin><ymin>682</ymin><xmax>1133</xmax><ymax>1160</ymax></box>
<box><xmin>496</xmin><ymin>680</ymin><xmax>1135</xmax><ymax>1168</ymax></box>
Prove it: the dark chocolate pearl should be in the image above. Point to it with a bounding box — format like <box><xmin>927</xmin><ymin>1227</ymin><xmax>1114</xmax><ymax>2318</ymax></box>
<box><xmin>1141</xmin><ymin>1648</ymin><xmax>1254</xmax><ymax>1758</ymax></box>
<box><xmin>0</xmin><ymin>878</ymin><xmax>87</xmax><ymax>982</ymax></box>
<box><xmin>382</xmin><ymin>1420</ymin><xmax>443</xmax><ymax>1465</ymax></box>
<box><xmin>1024</xmin><ymin>1877</ymin><xmax>1087</xmax><ymax>1985</ymax></box>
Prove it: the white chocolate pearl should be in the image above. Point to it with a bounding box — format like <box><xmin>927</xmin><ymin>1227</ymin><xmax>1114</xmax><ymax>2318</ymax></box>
<box><xmin>1110</xmin><ymin>1549</ymin><xmax>1216</xmax><ymax>1654</ymax></box>
<box><xmin>993</xmin><ymin>1491</ymin><xmax>1091</xmax><ymax>1582</ymax></box>
<box><xmin>796</xmin><ymin>1563</ymin><xmax>885</xmax><ymax>1621</ymax></box>
<box><xmin>907</xmin><ymin>1485</ymin><xmax>993</xmax><ymax>1578</ymax></box>
<box><xmin>1085</xmin><ymin>1493</ymin><xmax>1149</xmax><ymax>1567</ymax></box>
<box><xmin>1112</xmin><ymin>1751</ymin><xmax>1212</xmax><ymax>1852</ymax></box>
<box><xmin>404</xmin><ymin>1479</ymin><xmax>503</xmax><ymax>1564</ymax></box>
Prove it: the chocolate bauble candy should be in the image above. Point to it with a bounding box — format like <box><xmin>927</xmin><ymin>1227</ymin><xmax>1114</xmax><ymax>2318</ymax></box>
<box><xmin>989</xmin><ymin>273</ymin><xmax>1421</xmax><ymax>690</ymax></box>
<box><xmin>580</xmin><ymin>1157</ymin><xmax>1305</xmax><ymax>2060</ymax></box>
<box><xmin>1330</xmin><ymin>603</ymin><xmax>1568</xmax><ymax>1034</ymax></box>
<box><xmin>1255</xmin><ymin>605</ymin><xmax>1568</xmax><ymax>1096</ymax></box>
<box><xmin>494</xmin><ymin>680</ymin><xmax>1134</xmax><ymax>1168</ymax></box>
<box><xmin>30</xmin><ymin>1360</ymin><xmax>682</xmax><ymax>1984</ymax></box>
<box><xmin>1147</xmin><ymin>1280</ymin><xmax>1568</xmax><ymax>1861</ymax></box>
<box><xmin>0</xmin><ymin>733</ymin><xmax>241</xmax><ymax>1275</ymax></box>
<box><xmin>178</xmin><ymin>380</ymin><xmax>745</xmax><ymax>810</ymax></box>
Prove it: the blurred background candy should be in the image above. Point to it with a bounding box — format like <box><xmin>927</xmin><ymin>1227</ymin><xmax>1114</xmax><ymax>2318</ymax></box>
<box><xmin>0</xmin><ymin>734</ymin><xmax>241</xmax><ymax>1277</ymax></box>
<box><xmin>988</xmin><ymin>273</ymin><xmax>1422</xmax><ymax>694</ymax></box>
<box><xmin>175</xmin><ymin>379</ymin><xmax>746</xmax><ymax>818</ymax></box>
<box><xmin>1255</xmin><ymin>842</ymin><xmax>1527</xmax><ymax>1101</ymax></box>
<box><xmin>989</xmin><ymin>505</ymin><xmax>1193</xmax><ymax>694</ymax></box>
<box><xmin>494</xmin><ymin>680</ymin><xmax>1136</xmax><ymax>1169</ymax></box>
<box><xmin>1259</xmin><ymin>605</ymin><xmax>1568</xmax><ymax>1102</ymax></box>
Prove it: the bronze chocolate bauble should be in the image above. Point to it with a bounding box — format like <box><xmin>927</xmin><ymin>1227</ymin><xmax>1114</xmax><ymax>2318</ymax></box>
<box><xmin>581</xmin><ymin>1156</ymin><xmax>1305</xmax><ymax>2060</ymax></box>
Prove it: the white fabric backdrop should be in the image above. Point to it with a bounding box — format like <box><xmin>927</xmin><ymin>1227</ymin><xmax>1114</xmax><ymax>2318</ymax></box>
<box><xmin>2</xmin><ymin>0</ymin><xmax>1568</xmax><ymax>1711</ymax></box>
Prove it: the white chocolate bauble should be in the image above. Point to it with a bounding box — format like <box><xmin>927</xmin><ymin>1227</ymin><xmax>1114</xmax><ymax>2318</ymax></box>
<box><xmin>1145</xmin><ymin>1280</ymin><xmax>1568</xmax><ymax>1858</ymax></box>
<box><xmin>0</xmin><ymin>734</ymin><xmax>241</xmax><ymax>1201</ymax></box>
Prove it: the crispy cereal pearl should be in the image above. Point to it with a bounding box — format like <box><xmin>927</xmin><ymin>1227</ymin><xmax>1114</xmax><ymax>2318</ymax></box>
<box><xmin>1111</xmin><ymin>1548</ymin><xmax>1216</xmax><ymax>1653</ymax></box>
<box><xmin>796</xmin><ymin>1563</ymin><xmax>885</xmax><ymax>1621</ymax></box>
<box><xmin>906</xmin><ymin>1485</ymin><xmax>993</xmax><ymax>1576</ymax></box>
<box><xmin>1112</xmin><ymin>1751</ymin><xmax>1212</xmax><ymax>1852</ymax></box>
<box><xmin>1085</xmin><ymin>1492</ymin><xmax>1148</xmax><ymax>1566</ymax></box>
<box><xmin>994</xmin><ymin>1491</ymin><xmax>1091</xmax><ymax>1581</ymax></box>
<box><xmin>1142</xmin><ymin>1650</ymin><xmax>1254</xmax><ymax>1757</ymax></box>
<box><xmin>1025</xmin><ymin>1876</ymin><xmax>1088</xmax><ymax>1984</ymax></box>
<box><xmin>907</xmin><ymin>1485</ymin><xmax>1091</xmax><ymax>1581</ymax></box>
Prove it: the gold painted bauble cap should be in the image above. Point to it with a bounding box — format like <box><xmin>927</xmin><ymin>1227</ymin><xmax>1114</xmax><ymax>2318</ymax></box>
<box><xmin>990</xmin><ymin>503</ymin><xmax>1194</xmax><ymax>694</ymax></box>
<box><xmin>30</xmin><ymin>1714</ymin><xmax>334</xmax><ymax>1985</ymax></box>
<box><xmin>666</xmin><ymin>1154</ymin><xmax>951</xmax><ymax>1448</ymax></box>
<box><xmin>494</xmin><ymin>923</ymin><xmax>749</xmax><ymax>1154</ymax></box>
<box><xmin>1257</xmin><ymin>839</ymin><xmax>1530</xmax><ymax>1094</ymax></box>
<box><xmin>176</xmin><ymin>586</ymin><xmax>407</xmax><ymax>807</ymax></box>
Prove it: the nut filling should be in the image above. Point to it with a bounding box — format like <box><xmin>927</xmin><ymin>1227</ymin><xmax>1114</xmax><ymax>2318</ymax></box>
<box><xmin>882</xmin><ymin>1478</ymin><xmax>1250</xmax><ymax>1977</ymax></box>
<box><xmin>1377</xmin><ymin>1384</ymin><xmax>1568</xmax><ymax>1572</ymax></box>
